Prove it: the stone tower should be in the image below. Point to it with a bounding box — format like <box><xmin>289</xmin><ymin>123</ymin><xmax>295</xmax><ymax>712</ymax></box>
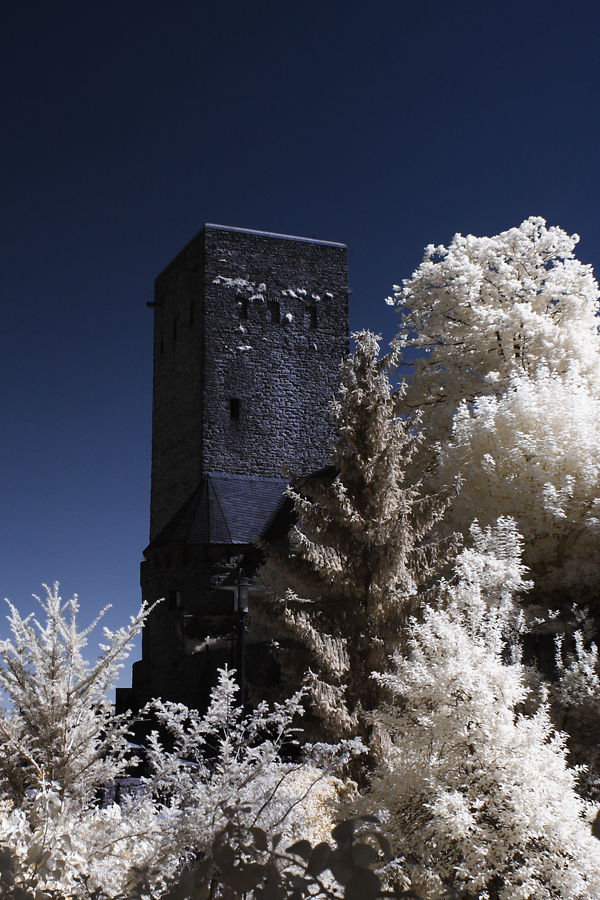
<box><xmin>122</xmin><ymin>224</ymin><xmax>348</xmax><ymax>712</ymax></box>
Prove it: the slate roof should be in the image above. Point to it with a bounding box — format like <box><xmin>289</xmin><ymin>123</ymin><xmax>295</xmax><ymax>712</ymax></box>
<box><xmin>144</xmin><ymin>473</ymin><xmax>290</xmax><ymax>552</ymax></box>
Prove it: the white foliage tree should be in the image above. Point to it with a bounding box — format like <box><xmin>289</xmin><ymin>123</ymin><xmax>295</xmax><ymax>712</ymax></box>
<box><xmin>0</xmin><ymin>583</ymin><xmax>148</xmax><ymax>806</ymax></box>
<box><xmin>390</xmin><ymin>216</ymin><xmax>600</xmax><ymax>603</ymax></box>
<box><xmin>437</xmin><ymin>367</ymin><xmax>600</xmax><ymax>598</ymax></box>
<box><xmin>550</xmin><ymin>620</ymin><xmax>600</xmax><ymax>803</ymax></box>
<box><xmin>140</xmin><ymin>667</ymin><xmax>362</xmax><ymax>882</ymax></box>
<box><xmin>363</xmin><ymin>519</ymin><xmax>600</xmax><ymax>900</ymax></box>
<box><xmin>0</xmin><ymin>590</ymin><xmax>351</xmax><ymax>898</ymax></box>
<box><xmin>0</xmin><ymin>788</ymin><xmax>162</xmax><ymax>899</ymax></box>
<box><xmin>0</xmin><ymin>584</ymin><xmax>161</xmax><ymax>897</ymax></box>
<box><xmin>391</xmin><ymin>216</ymin><xmax>600</xmax><ymax>422</ymax></box>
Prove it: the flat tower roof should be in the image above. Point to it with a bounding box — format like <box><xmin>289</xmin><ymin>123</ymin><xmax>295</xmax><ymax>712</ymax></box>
<box><xmin>156</xmin><ymin>222</ymin><xmax>346</xmax><ymax>282</ymax></box>
<box><xmin>205</xmin><ymin>223</ymin><xmax>346</xmax><ymax>249</ymax></box>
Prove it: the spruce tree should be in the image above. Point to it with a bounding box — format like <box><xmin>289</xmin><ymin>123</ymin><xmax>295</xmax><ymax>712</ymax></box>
<box><xmin>258</xmin><ymin>331</ymin><xmax>460</xmax><ymax>740</ymax></box>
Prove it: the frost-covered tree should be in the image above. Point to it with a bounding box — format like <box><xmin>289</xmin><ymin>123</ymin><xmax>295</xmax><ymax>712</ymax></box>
<box><xmin>1</xmin><ymin>666</ymin><xmax>353</xmax><ymax>899</ymax></box>
<box><xmin>548</xmin><ymin>619</ymin><xmax>600</xmax><ymax>803</ymax></box>
<box><xmin>0</xmin><ymin>589</ymin><xmax>352</xmax><ymax>898</ymax></box>
<box><xmin>0</xmin><ymin>584</ymin><xmax>160</xmax><ymax>897</ymax></box>
<box><xmin>437</xmin><ymin>367</ymin><xmax>600</xmax><ymax>600</ymax></box>
<box><xmin>258</xmin><ymin>331</ymin><xmax>460</xmax><ymax>741</ymax></box>
<box><xmin>363</xmin><ymin>520</ymin><xmax>600</xmax><ymax>900</ymax></box>
<box><xmin>391</xmin><ymin>216</ymin><xmax>600</xmax><ymax>425</ymax></box>
<box><xmin>140</xmin><ymin>667</ymin><xmax>363</xmax><ymax>882</ymax></box>
<box><xmin>0</xmin><ymin>583</ymin><xmax>148</xmax><ymax>806</ymax></box>
<box><xmin>0</xmin><ymin>786</ymin><xmax>162</xmax><ymax>899</ymax></box>
<box><xmin>390</xmin><ymin>217</ymin><xmax>600</xmax><ymax>603</ymax></box>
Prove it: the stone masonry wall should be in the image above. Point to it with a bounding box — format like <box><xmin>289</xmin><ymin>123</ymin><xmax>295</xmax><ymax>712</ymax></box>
<box><xmin>149</xmin><ymin>225</ymin><xmax>348</xmax><ymax>541</ymax></box>
<box><xmin>150</xmin><ymin>232</ymin><xmax>205</xmax><ymax>540</ymax></box>
<box><xmin>201</xmin><ymin>225</ymin><xmax>349</xmax><ymax>477</ymax></box>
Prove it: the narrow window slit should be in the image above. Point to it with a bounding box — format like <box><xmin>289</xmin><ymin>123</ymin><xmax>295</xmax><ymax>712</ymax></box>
<box><xmin>168</xmin><ymin>589</ymin><xmax>182</xmax><ymax>609</ymax></box>
<box><xmin>230</xmin><ymin>398</ymin><xmax>240</xmax><ymax>419</ymax></box>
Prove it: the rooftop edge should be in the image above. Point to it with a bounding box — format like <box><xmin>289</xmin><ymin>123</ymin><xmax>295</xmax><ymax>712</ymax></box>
<box><xmin>155</xmin><ymin>224</ymin><xmax>347</xmax><ymax>281</ymax></box>
<box><xmin>205</xmin><ymin>223</ymin><xmax>346</xmax><ymax>248</ymax></box>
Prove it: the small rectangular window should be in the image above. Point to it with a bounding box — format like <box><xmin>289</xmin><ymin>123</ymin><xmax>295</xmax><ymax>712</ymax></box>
<box><xmin>168</xmin><ymin>589</ymin><xmax>182</xmax><ymax>609</ymax></box>
<box><xmin>238</xmin><ymin>297</ymin><xmax>249</xmax><ymax>319</ymax></box>
<box><xmin>230</xmin><ymin>398</ymin><xmax>240</xmax><ymax>419</ymax></box>
<box><xmin>267</xmin><ymin>300</ymin><xmax>280</xmax><ymax>324</ymax></box>
<box><xmin>306</xmin><ymin>305</ymin><xmax>318</xmax><ymax>329</ymax></box>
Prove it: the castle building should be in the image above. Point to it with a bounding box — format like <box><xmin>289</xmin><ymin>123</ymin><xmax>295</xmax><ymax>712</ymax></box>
<box><xmin>120</xmin><ymin>224</ymin><xmax>349</xmax><ymax>712</ymax></box>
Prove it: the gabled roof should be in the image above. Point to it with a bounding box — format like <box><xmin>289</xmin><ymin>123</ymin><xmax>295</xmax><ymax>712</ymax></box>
<box><xmin>144</xmin><ymin>473</ymin><xmax>290</xmax><ymax>553</ymax></box>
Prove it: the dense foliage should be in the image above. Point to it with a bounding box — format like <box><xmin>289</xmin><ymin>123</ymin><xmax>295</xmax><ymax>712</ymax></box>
<box><xmin>258</xmin><ymin>331</ymin><xmax>460</xmax><ymax>741</ymax></box>
<box><xmin>361</xmin><ymin>521</ymin><xmax>600</xmax><ymax>899</ymax></box>
<box><xmin>391</xmin><ymin>216</ymin><xmax>600</xmax><ymax>420</ymax></box>
<box><xmin>3</xmin><ymin>218</ymin><xmax>600</xmax><ymax>898</ymax></box>
<box><xmin>390</xmin><ymin>217</ymin><xmax>600</xmax><ymax>606</ymax></box>
<box><xmin>0</xmin><ymin>593</ymin><xmax>355</xmax><ymax>897</ymax></box>
<box><xmin>0</xmin><ymin>585</ymin><xmax>149</xmax><ymax>806</ymax></box>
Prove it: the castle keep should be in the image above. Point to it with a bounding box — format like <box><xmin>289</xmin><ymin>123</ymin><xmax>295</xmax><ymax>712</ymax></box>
<box><xmin>121</xmin><ymin>224</ymin><xmax>349</xmax><ymax>712</ymax></box>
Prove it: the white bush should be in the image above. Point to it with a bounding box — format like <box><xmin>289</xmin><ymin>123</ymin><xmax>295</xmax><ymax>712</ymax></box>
<box><xmin>363</xmin><ymin>520</ymin><xmax>600</xmax><ymax>899</ymax></box>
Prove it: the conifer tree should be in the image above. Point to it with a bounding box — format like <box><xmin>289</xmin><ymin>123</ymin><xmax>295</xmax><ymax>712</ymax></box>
<box><xmin>258</xmin><ymin>331</ymin><xmax>460</xmax><ymax>740</ymax></box>
<box><xmin>0</xmin><ymin>584</ymin><xmax>148</xmax><ymax>806</ymax></box>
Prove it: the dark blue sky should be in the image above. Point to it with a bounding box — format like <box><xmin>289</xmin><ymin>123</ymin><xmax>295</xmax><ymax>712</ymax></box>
<box><xmin>1</xmin><ymin>1</ymin><xmax>599</xmax><ymax>679</ymax></box>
